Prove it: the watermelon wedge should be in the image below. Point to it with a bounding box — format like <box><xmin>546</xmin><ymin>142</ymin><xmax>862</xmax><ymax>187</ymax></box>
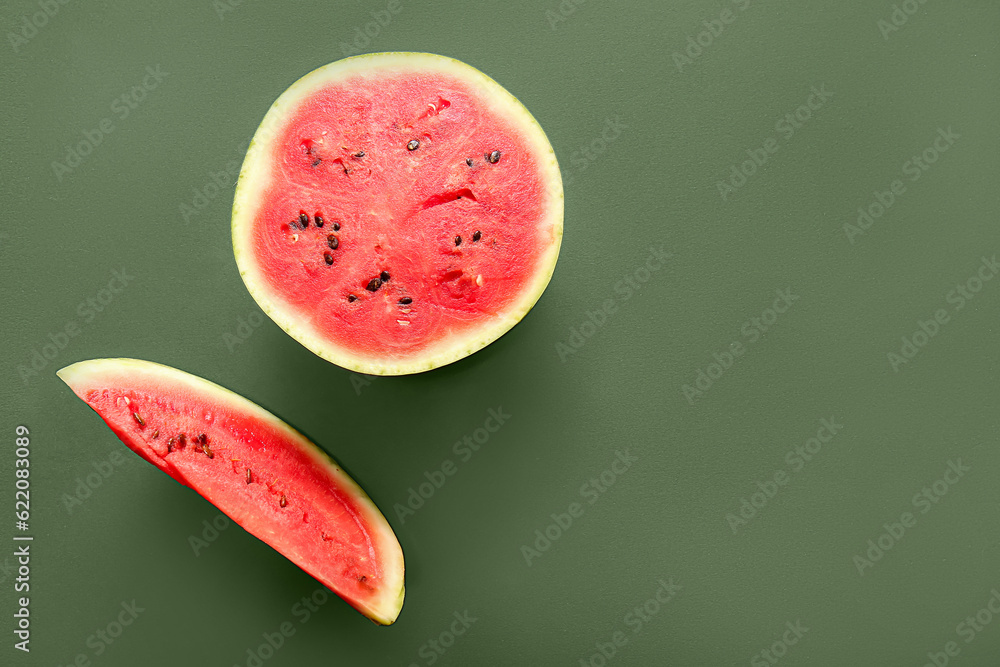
<box><xmin>232</xmin><ymin>52</ymin><xmax>563</xmax><ymax>375</ymax></box>
<box><xmin>57</xmin><ymin>358</ymin><xmax>405</xmax><ymax>625</ymax></box>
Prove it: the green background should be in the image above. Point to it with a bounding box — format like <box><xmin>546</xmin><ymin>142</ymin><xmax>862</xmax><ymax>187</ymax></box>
<box><xmin>2</xmin><ymin>0</ymin><xmax>999</xmax><ymax>665</ymax></box>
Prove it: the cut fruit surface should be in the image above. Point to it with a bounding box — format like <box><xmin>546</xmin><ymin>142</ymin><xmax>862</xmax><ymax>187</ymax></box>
<box><xmin>232</xmin><ymin>52</ymin><xmax>563</xmax><ymax>375</ymax></box>
<box><xmin>57</xmin><ymin>358</ymin><xmax>404</xmax><ymax>625</ymax></box>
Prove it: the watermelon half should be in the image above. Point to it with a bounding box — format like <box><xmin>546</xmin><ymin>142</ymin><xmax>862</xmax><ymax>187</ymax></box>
<box><xmin>232</xmin><ymin>52</ymin><xmax>563</xmax><ymax>375</ymax></box>
<box><xmin>57</xmin><ymin>358</ymin><xmax>405</xmax><ymax>625</ymax></box>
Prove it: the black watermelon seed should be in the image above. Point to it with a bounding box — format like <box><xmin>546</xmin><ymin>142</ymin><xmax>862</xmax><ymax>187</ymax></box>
<box><xmin>407</xmin><ymin>139</ymin><xmax>420</xmax><ymax>151</ymax></box>
<box><xmin>348</xmin><ymin>294</ymin><xmax>357</xmax><ymax>302</ymax></box>
<box><xmin>455</xmin><ymin>236</ymin><xmax>462</xmax><ymax>246</ymax></box>
<box><xmin>152</xmin><ymin>430</ymin><xmax>159</xmax><ymax>439</ymax></box>
<box><xmin>488</xmin><ymin>150</ymin><xmax>501</xmax><ymax>164</ymax></box>
<box><xmin>399</xmin><ymin>297</ymin><xmax>413</xmax><ymax>305</ymax></box>
<box><xmin>332</xmin><ymin>222</ymin><xmax>341</xmax><ymax>231</ymax></box>
<box><xmin>132</xmin><ymin>412</ymin><xmax>144</xmax><ymax>426</ymax></box>
<box><xmin>299</xmin><ymin>213</ymin><xmax>309</xmax><ymax>227</ymax></box>
<box><xmin>366</xmin><ymin>278</ymin><xmax>382</xmax><ymax>292</ymax></box>
<box><xmin>380</xmin><ymin>271</ymin><xmax>390</xmax><ymax>282</ymax></box>
<box><xmin>197</xmin><ymin>433</ymin><xmax>207</xmax><ymax>445</ymax></box>
<box><xmin>327</xmin><ymin>235</ymin><xmax>339</xmax><ymax>250</ymax></box>
<box><xmin>466</xmin><ymin>158</ymin><xmax>473</xmax><ymax>166</ymax></box>
<box><xmin>315</xmin><ymin>215</ymin><xmax>324</xmax><ymax>227</ymax></box>
<box><xmin>473</xmin><ymin>230</ymin><xmax>482</xmax><ymax>242</ymax></box>
<box><xmin>324</xmin><ymin>253</ymin><xmax>334</xmax><ymax>265</ymax></box>
<box><xmin>280</xmin><ymin>494</ymin><xmax>287</xmax><ymax>508</ymax></box>
<box><xmin>354</xmin><ymin>151</ymin><xmax>365</xmax><ymax>158</ymax></box>
<box><xmin>246</xmin><ymin>469</ymin><xmax>252</xmax><ymax>484</ymax></box>
<box><xmin>311</xmin><ymin>159</ymin><xmax>321</xmax><ymax>167</ymax></box>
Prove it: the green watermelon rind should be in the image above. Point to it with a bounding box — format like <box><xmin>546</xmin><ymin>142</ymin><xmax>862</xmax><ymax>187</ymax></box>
<box><xmin>57</xmin><ymin>357</ymin><xmax>405</xmax><ymax>625</ymax></box>
<box><xmin>232</xmin><ymin>52</ymin><xmax>564</xmax><ymax>376</ymax></box>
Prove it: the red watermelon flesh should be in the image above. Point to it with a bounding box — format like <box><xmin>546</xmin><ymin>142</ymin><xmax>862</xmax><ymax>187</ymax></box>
<box><xmin>57</xmin><ymin>358</ymin><xmax>405</xmax><ymax>625</ymax></box>
<box><xmin>233</xmin><ymin>53</ymin><xmax>563</xmax><ymax>375</ymax></box>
